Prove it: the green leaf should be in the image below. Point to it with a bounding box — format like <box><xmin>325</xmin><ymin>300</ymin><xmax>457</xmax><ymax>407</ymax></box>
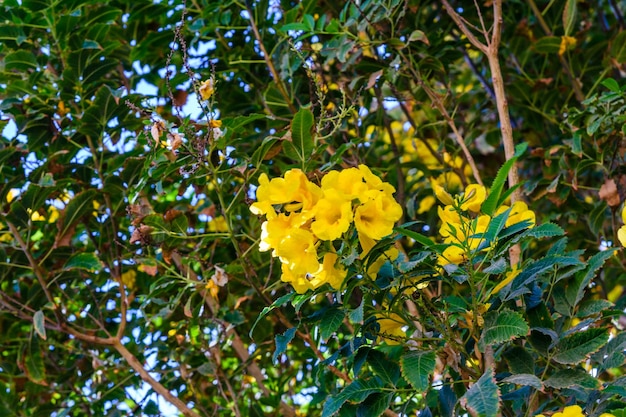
<box><xmin>349</xmin><ymin>301</ymin><xmax>364</xmax><ymax>324</ymax></box>
<box><xmin>170</xmin><ymin>214</ymin><xmax>189</xmax><ymax>235</ymax></box>
<box><xmin>592</xmin><ymin>331</ymin><xmax>626</xmax><ymax>370</ymax></box>
<box><xmin>283</xmin><ymin>108</ymin><xmax>315</xmax><ymax>165</ymax></box>
<box><xmin>562</xmin><ymin>0</ymin><xmax>577</xmax><ymax>36</ymax></box>
<box><xmin>320</xmin><ymin>307</ymin><xmax>345</xmax><ymax>340</ymax></box>
<box><xmin>504</xmin><ymin>256</ymin><xmax>582</xmax><ymax>301</ymax></box>
<box><xmin>273</xmin><ymin>327</ymin><xmax>297</xmax><ymax>363</ymax></box>
<box><xmin>24</xmin><ymin>334</ymin><xmax>46</xmax><ymax>384</ymax></box>
<box><xmin>395</xmin><ymin>226</ymin><xmax>436</xmax><ymax>248</ymax></box>
<box><xmin>64</xmin><ymin>252</ymin><xmax>103</xmax><ymax>272</ymax></box>
<box><xmin>479</xmin><ymin>309</ymin><xmax>529</xmax><ymax>351</ymax></box>
<box><xmin>534</xmin><ymin>36</ymin><xmax>562</xmax><ymax>54</ymax></box>
<box><xmin>611</xmin><ymin>31</ymin><xmax>626</xmax><ymax>63</ymax></box>
<box><xmin>501</xmin><ymin>374</ymin><xmax>543</xmax><ymax>391</ymax></box>
<box><xmin>481</xmin><ymin>143</ymin><xmax>527</xmax><ymax>216</ymax></box>
<box><xmin>4</xmin><ymin>50</ymin><xmax>38</xmax><ymax>71</ymax></box>
<box><xmin>400</xmin><ymin>351</ymin><xmax>436</xmax><ymax>391</ymax></box>
<box><xmin>462</xmin><ymin>369</ymin><xmax>500</xmax><ymax>417</ymax></box>
<box><xmin>544</xmin><ymin>368</ymin><xmax>599</xmax><ymax>389</ymax></box>
<box><xmin>552</xmin><ymin>328</ymin><xmax>608</xmax><ymax>364</ymax></box>
<box><xmin>503</xmin><ymin>346</ymin><xmax>535</xmax><ymax>374</ymax></box>
<box><xmin>572</xmin><ymin>249</ymin><xmax>617</xmax><ymax>306</ymax></box>
<box><xmin>601</xmin><ymin>78</ymin><xmax>621</xmax><ymax>93</ymax></box>
<box><xmin>33</xmin><ymin>310</ymin><xmax>46</xmax><ymax>340</ymax></box>
<box><xmin>367</xmin><ymin>350</ymin><xmax>400</xmax><ymax>386</ymax></box>
<box><xmin>58</xmin><ymin>189</ymin><xmax>98</xmax><ymax>241</ymax></box>
<box><xmin>519</xmin><ymin>223</ymin><xmax>565</xmax><ymax>239</ymax></box>
<box><xmin>249</xmin><ymin>292</ymin><xmax>296</xmax><ymax>337</ymax></box>
<box><xmin>356</xmin><ymin>392</ymin><xmax>392</xmax><ymax>417</ymax></box>
<box><xmin>576</xmin><ymin>299</ymin><xmax>613</xmax><ymax>318</ymax></box>
<box><xmin>322</xmin><ymin>378</ymin><xmax>384</xmax><ymax>417</ymax></box>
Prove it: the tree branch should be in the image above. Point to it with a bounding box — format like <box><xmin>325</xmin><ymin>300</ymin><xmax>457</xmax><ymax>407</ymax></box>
<box><xmin>113</xmin><ymin>340</ymin><xmax>202</xmax><ymax>417</ymax></box>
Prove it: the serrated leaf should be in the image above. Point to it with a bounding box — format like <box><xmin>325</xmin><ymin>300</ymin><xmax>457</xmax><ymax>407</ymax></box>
<box><xmin>349</xmin><ymin>301</ymin><xmax>364</xmax><ymax>324</ymax></box>
<box><xmin>520</xmin><ymin>223</ymin><xmax>565</xmax><ymax>239</ymax></box>
<box><xmin>544</xmin><ymin>368</ymin><xmax>599</xmax><ymax>389</ymax></box>
<box><xmin>273</xmin><ymin>327</ymin><xmax>297</xmax><ymax>363</ymax></box>
<box><xmin>462</xmin><ymin>369</ymin><xmax>500</xmax><ymax>417</ymax></box>
<box><xmin>503</xmin><ymin>346</ymin><xmax>535</xmax><ymax>374</ymax></box>
<box><xmin>320</xmin><ymin>308</ymin><xmax>345</xmax><ymax>340</ymax></box>
<box><xmin>367</xmin><ymin>350</ymin><xmax>400</xmax><ymax>386</ymax></box>
<box><xmin>576</xmin><ymin>299</ymin><xmax>613</xmax><ymax>318</ymax></box>
<box><xmin>64</xmin><ymin>252</ymin><xmax>103</xmax><ymax>272</ymax></box>
<box><xmin>322</xmin><ymin>378</ymin><xmax>384</xmax><ymax>417</ymax></box>
<box><xmin>572</xmin><ymin>249</ymin><xmax>617</xmax><ymax>306</ymax></box>
<box><xmin>504</xmin><ymin>256</ymin><xmax>582</xmax><ymax>301</ymax></box>
<box><xmin>479</xmin><ymin>309</ymin><xmax>529</xmax><ymax>351</ymax></box>
<box><xmin>356</xmin><ymin>392</ymin><xmax>392</xmax><ymax>417</ymax></box>
<box><xmin>502</xmin><ymin>374</ymin><xmax>543</xmax><ymax>391</ymax></box>
<box><xmin>397</xmin><ymin>251</ymin><xmax>430</xmax><ymax>273</ymax></box>
<box><xmin>481</xmin><ymin>143</ymin><xmax>527</xmax><ymax>216</ymax></box>
<box><xmin>400</xmin><ymin>351</ymin><xmax>436</xmax><ymax>391</ymax></box>
<box><xmin>592</xmin><ymin>331</ymin><xmax>626</xmax><ymax>370</ymax></box>
<box><xmin>33</xmin><ymin>310</ymin><xmax>46</xmax><ymax>340</ymax></box>
<box><xmin>552</xmin><ymin>328</ymin><xmax>608</xmax><ymax>364</ymax></box>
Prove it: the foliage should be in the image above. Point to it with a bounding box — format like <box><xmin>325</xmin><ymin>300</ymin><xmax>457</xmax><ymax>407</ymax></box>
<box><xmin>0</xmin><ymin>0</ymin><xmax>625</xmax><ymax>416</ymax></box>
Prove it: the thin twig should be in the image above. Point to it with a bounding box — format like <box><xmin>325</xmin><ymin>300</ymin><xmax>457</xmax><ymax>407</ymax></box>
<box><xmin>114</xmin><ymin>341</ymin><xmax>202</xmax><ymax>417</ymax></box>
<box><xmin>245</xmin><ymin>4</ymin><xmax>296</xmax><ymax>114</ymax></box>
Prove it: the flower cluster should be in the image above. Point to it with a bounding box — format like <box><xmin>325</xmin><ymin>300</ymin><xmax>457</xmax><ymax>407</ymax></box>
<box><xmin>436</xmin><ymin>183</ymin><xmax>536</xmax><ymax>266</ymax></box>
<box><xmin>617</xmin><ymin>205</ymin><xmax>626</xmax><ymax>247</ymax></box>
<box><xmin>536</xmin><ymin>405</ymin><xmax>615</xmax><ymax>417</ymax></box>
<box><xmin>250</xmin><ymin>165</ymin><xmax>402</xmax><ymax>293</ymax></box>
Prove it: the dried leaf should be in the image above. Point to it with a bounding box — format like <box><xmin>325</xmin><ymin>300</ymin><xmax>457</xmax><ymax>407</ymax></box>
<box><xmin>599</xmin><ymin>178</ymin><xmax>620</xmax><ymax>207</ymax></box>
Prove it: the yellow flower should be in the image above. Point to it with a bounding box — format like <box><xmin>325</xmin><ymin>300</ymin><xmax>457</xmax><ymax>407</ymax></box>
<box><xmin>310</xmin><ymin>252</ymin><xmax>347</xmax><ymax>290</ymax></box>
<box><xmin>275</xmin><ymin>228</ymin><xmax>320</xmax><ymax>276</ymax></box>
<box><xmin>432</xmin><ymin>179</ymin><xmax>455</xmax><ymax>205</ymax></box>
<box><xmin>355</xmin><ymin>192</ymin><xmax>401</xmax><ymax>240</ymax></box>
<box><xmin>28</xmin><ymin>208</ymin><xmax>46</xmax><ymax>222</ymax></box>
<box><xmin>259</xmin><ymin>212</ymin><xmax>307</xmax><ymax>254</ymax></box>
<box><xmin>47</xmin><ymin>205</ymin><xmax>60</xmax><ymax>223</ymax></box>
<box><xmin>206</xmin><ymin>279</ymin><xmax>219</xmax><ymax>299</ymax></box>
<box><xmin>209</xmin><ymin>119</ymin><xmax>222</xmax><ymax>128</ymax></box>
<box><xmin>0</xmin><ymin>223</ymin><xmax>12</xmax><ymax>243</ymax></box>
<box><xmin>417</xmin><ymin>195</ymin><xmax>436</xmax><ymax>214</ymax></box>
<box><xmin>459</xmin><ymin>184</ymin><xmax>486</xmax><ymax>212</ymax></box>
<box><xmin>121</xmin><ymin>270</ymin><xmax>137</xmax><ymax>291</ymax></box>
<box><xmin>376</xmin><ymin>313</ymin><xmax>406</xmax><ymax>344</ymax></box>
<box><xmin>251</xmin><ymin>169</ymin><xmax>321</xmax><ymax>216</ymax></box>
<box><xmin>208</xmin><ymin>216</ymin><xmax>229</xmax><ymax>232</ymax></box>
<box><xmin>438</xmin><ymin>245</ymin><xmax>466</xmax><ymax>266</ymax></box>
<box><xmin>310</xmin><ymin>190</ymin><xmax>353</xmax><ymax>241</ymax></box>
<box><xmin>280</xmin><ymin>264</ymin><xmax>314</xmax><ymax>294</ymax></box>
<box><xmin>559</xmin><ymin>36</ymin><xmax>577</xmax><ymax>56</ymax></box>
<box><xmin>199</xmin><ymin>78</ymin><xmax>215</xmax><ymax>100</ymax></box>
<box><xmin>553</xmin><ymin>405</ymin><xmax>584</xmax><ymax>417</ymax></box>
<box><xmin>505</xmin><ymin>201</ymin><xmax>536</xmax><ymax>228</ymax></box>
<box><xmin>492</xmin><ymin>266</ymin><xmax>520</xmax><ymax>294</ymax></box>
<box><xmin>6</xmin><ymin>188</ymin><xmax>20</xmax><ymax>203</ymax></box>
<box><xmin>320</xmin><ymin>168</ymin><xmax>367</xmax><ymax>199</ymax></box>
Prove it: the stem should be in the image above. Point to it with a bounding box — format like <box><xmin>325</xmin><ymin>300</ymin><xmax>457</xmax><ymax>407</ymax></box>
<box><xmin>526</xmin><ymin>0</ymin><xmax>585</xmax><ymax>101</ymax></box>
